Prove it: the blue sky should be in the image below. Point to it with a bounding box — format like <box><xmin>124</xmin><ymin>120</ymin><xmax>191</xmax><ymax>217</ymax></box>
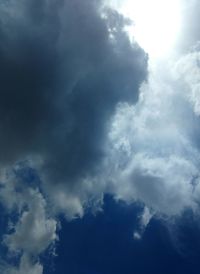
<box><xmin>44</xmin><ymin>196</ymin><xmax>200</xmax><ymax>274</ymax></box>
<box><xmin>0</xmin><ymin>0</ymin><xmax>200</xmax><ymax>273</ymax></box>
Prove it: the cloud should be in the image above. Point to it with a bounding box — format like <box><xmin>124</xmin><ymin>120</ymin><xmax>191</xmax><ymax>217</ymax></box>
<box><xmin>5</xmin><ymin>254</ymin><xmax>43</xmax><ymax>274</ymax></box>
<box><xmin>177</xmin><ymin>0</ymin><xmax>200</xmax><ymax>52</ymax></box>
<box><xmin>0</xmin><ymin>171</ymin><xmax>57</xmax><ymax>274</ymax></box>
<box><xmin>173</xmin><ymin>51</ymin><xmax>200</xmax><ymax>115</ymax></box>
<box><xmin>4</xmin><ymin>189</ymin><xmax>57</xmax><ymax>255</ymax></box>
<box><xmin>107</xmin><ymin>48</ymin><xmax>200</xmax><ymax>217</ymax></box>
<box><xmin>0</xmin><ymin>0</ymin><xmax>146</xmax><ymax>205</ymax></box>
<box><xmin>2</xmin><ymin>0</ymin><xmax>200</xmax><ymax>273</ymax></box>
<box><xmin>0</xmin><ymin>0</ymin><xmax>147</xmax><ymax>272</ymax></box>
<box><xmin>0</xmin><ymin>0</ymin><xmax>146</xmax><ymax>170</ymax></box>
<box><xmin>133</xmin><ymin>206</ymin><xmax>153</xmax><ymax>240</ymax></box>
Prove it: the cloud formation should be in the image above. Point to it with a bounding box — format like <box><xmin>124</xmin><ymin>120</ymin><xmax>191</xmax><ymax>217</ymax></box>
<box><xmin>1</xmin><ymin>0</ymin><xmax>200</xmax><ymax>273</ymax></box>
<box><xmin>0</xmin><ymin>170</ymin><xmax>57</xmax><ymax>274</ymax></box>
<box><xmin>107</xmin><ymin>49</ymin><xmax>200</xmax><ymax>217</ymax></box>
<box><xmin>0</xmin><ymin>0</ymin><xmax>147</xmax><ymax>272</ymax></box>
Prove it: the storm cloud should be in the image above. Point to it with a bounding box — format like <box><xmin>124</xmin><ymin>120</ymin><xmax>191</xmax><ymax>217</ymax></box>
<box><xmin>0</xmin><ymin>0</ymin><xmax>146</xmax><ymax>173</ymax></box>
<box><xmin>0</xmin><ymin>0</ymin><xmax>147</xmax><ymax>272</ymax></box>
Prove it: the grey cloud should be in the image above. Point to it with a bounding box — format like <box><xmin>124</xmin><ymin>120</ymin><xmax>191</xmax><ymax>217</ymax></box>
<box><xmin>0</xmin><ymin>0</ymin><xmax>147</xmax><ymax>184</ymax></box>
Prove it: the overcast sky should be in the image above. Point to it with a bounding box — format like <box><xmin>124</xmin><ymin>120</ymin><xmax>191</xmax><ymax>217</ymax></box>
<box><xmin>0</xmin><ymin>0</ymin><xmax>200</xmax><ymax>273</ymax></box>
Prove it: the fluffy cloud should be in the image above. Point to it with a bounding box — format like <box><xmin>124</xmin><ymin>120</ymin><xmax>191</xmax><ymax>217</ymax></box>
<box><xmin>4</xmin><ymin>189</ymin><xmax>57</xmax><ymax>255</ymax></box>
<box><xmin>5</xmin><ymin>254</ymin><xmax>43</xmax><ymax>274</ymax></box>
<box><xmin>107</xmin><ymin>49</ymin><xmax>200</xmax><ymax>217</ymax></box>
<box><xmin>0</xmin><ymin>170</ymin><xmax>57</xmax><ymax>274</ymax></box>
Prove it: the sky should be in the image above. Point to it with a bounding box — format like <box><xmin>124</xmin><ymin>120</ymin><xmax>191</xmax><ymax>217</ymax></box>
<box><xmin>0</xmin><ymin>0</ymin><xmax>200</xmax><ymax>273</ymax></box>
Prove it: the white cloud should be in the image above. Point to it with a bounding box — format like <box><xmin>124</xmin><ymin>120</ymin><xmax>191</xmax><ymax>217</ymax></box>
<box><xmin>173</xmin><ymin>51</ymin><xmax>200</xmax><ymax>115</ymax></box>
<box><xmin>4</xmin><ymin>188</ymin><xmax>57</xmax><ymax>255</ymax></box>
<box><xmin>133</xmin><ymin>206</ymin><xmax>153</xmax><ymax>240</ymax></box>
<box><xmin>0</xmin><ymin>169</ymin><xmax>57</xmax><ymax>274</ymax></box>
<box><xmin>6</xmin><ymin>254</ymin><xmax>43</xmax><ymax>274</ymax></box>
<box><xmin>106</xmin><ymin>48</ymin><xmax>200</xmax><ymax>217</ymax></box>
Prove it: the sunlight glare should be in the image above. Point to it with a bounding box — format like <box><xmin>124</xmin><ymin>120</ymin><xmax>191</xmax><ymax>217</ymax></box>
<box><xmin>116</xmin><ymin>0</ymin><xmax>182</xmax><ymax>58</ymax></box>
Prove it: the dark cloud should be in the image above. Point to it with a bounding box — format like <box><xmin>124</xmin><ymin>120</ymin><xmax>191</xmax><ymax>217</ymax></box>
<box><xmin>0</xmin><ymin>0</ymin><xmax>147</xmax><ymax>186</ymax></box>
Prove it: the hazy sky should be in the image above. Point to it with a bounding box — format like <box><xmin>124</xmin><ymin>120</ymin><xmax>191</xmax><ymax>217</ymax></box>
<box><xmin>0</xmin><ymin>0</ymin><xmax>200</xmax><ymax>273</ymax></box>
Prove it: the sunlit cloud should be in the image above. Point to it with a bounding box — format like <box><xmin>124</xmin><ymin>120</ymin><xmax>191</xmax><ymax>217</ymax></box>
<box><xmin>109</xmin><ymin>0</ymin><xmax>182</xmax><ymax>58</ymax></box>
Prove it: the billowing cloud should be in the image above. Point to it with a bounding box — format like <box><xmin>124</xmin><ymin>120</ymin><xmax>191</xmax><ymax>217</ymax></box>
<box><xmin>1</xmin><ymin>0</ymin><xmax>200</xmax><ymax>273</ymax></box>
<box><xmin>0</xmin><ymin>0</ymin><xmax>147</xmax><ymax>272</ymax></box>
<box><xmin>0</xmin><ymin>0</ymin><xmax>146</xmax><ymax>201</ymax></box>
<box><xmin>107</xmin><ymin>49</ymin><xmax>200</xmax><ymax>217</ymax></box>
